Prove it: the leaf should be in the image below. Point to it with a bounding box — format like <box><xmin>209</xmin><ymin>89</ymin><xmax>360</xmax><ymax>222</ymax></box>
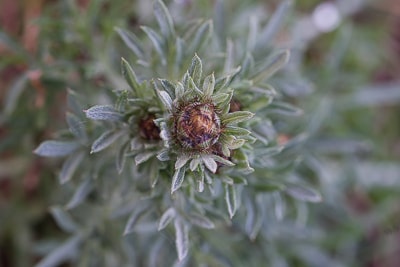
<box><xmin>59</xmin><ymin>150</ymin><xmax>85</xmax><ymax>184</ymax></box>
<box><xmin>225</xmin><ymin>184</ymin><xmax>237</xmax><ymax>219</ymax></box>
<box><xmin>35</xmin><ymin>235</ymin><xmax>83</xmax><ymax>267</ymax></box>
<box><xmin>210</xmin><ymin>155</ymin><xmax>235</xmax><ymax>167</ymax></box>
<box><xmin>135</xmin><ymin>151</ymin><xmax>155</xmax><ymax>165</ymax></box>
<box><xmin>1</xmin><ymin>73</ymin><xmax>29</xmax><ymax>117</ymax></box>
<box><xmin>221</xmin><ymin>111</ymin><xmax>254</xmax><ymax>125</ymax></box>
<box><xmin>34</xmin><ymin>141</ymin><xmax>80</xmax><ymax>157</ymax></box>
<box><xmin>202</xmin><ymin>73</ymin><xmax>215</xmax><ymax>97</ymax></box>
<box><xmin>175</xmin><ymin>155</ymin><xmax>190</xmax><ymax>169</ymax></box>
<box><xmin>123</xmin><ymin>203</ymin><xmax>152</xmax><ymax>235</ymax></box>
<box><xmin>66</xmin><ymin>112</ymin><xmax>88</xmax><ymax>142</ymax></box>
<box><xmin>188</xmin><ymin>20</ymin><xmax>213</xmax><ymax>53</ymax></box>
<box><xmin>114</xmin><ymin>27</ymin><xmax>144</xmax><ymax>59</ymax></box>
<box><xmin>202</xmin><ymin>156</ymin><xmax>217</xmax><ymax>173</ymax></box>
<box><xmin>84</xmin><ymin>105</ymin><xmax>122</xmax><ymax>121</ymax></box>
<box><xmin>174</xmin><ymin>218</ymin><xmax>189</xmax><ymax>261</ymax></box>
<box><xmin>157</xmin><ymin>90</ymin><xmax>173</xmax><ymax>111</ymax></box>
<box><xmin>66</xmin><ymin>178</ymin><xmax>93</xmax><ymax>210</ymax></box>
<box><xmin>214</xmin><ymin>66</ymin><xmax>241</xmax><ymax>92</ymax></box>
<box><xmin>266</xmin><ymin>101</ymin><xmax>303</xmax><ymax>116</ymax></box>
<box><xmin>252</xmin><ymin>50</ymin><xmax>290</xmax><ymax>84</ymax></box>
<box><xmin>158</xmin><ymin>208</ymin><xmax>176</xmax><ymax>231</ymax></box>
<box><xmin>121</xmin><ymin>58</ymin><xmax>141</xmax><ymax>95</ymax></box>
<box><xmin>253</xmin><ymin>181</ymin><xmax>286</xmax><ymax>192</ymax></box>
<box><xmin>188</xmin><ymin>54</ymin><xmax>203</xmax><ymax>86</ymax></box>
<box><xmin>116</xmin><ymin>141</ymin><xmax>129</xmax><ymax>174</ymax></box>
<box><xmin>49</xmin><ymin>207</ymin><xmax>79</xmax><ymax>233</ymax></box>
<box><xmin>188</xmin><ymin>213</ymin><xmax>215</xmax><ymax>229</ymax></box>
<box><xmin>285</xmin><ymin>184</ymin><xmax>322</xmax><ymax>203</ymax></box>
<box><xmin>254</xmin><ymin>146</ymin><xmax>284</xmax><ymax>157</ymax></box>
<box><xmin>159</xmin><ymin>79</ymin><xmax>176</xmax><ymax>99</ymax></box>
<box><xmin>90</xmin><ymin>130</ymin><xmax>124</xmax><ymax>154</ymax></box>
<box><xmin>157</xmin><ymin>149</ymin><xmax>170</xmax><ymax>161</ymax></box>
<box><xmin>154</xmin><ymin>0</ymin><xmax>175</xmax><ymax>38</ymax></box>
<box><xmin>171</xmin><ymin>167</ymin><xmax>186</xmax><ymax>194</ymax></box>
<box><xmin>141</xmin><ymin>26</ymin><xmax>166</xmax><ymax>65</ymax></box>
<box><xmin>223</xmin><ymin>126</ymin><xmax>251</xmax><ymax>136</ymax></box>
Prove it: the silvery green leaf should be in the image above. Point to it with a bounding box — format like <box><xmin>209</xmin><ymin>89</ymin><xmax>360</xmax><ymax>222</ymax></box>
<box><xmin>135</xmin><ymin>151</ymin><xmax>155</xmax><ymax>165</ymax></box>
<box><xmin>34</xmin><ymin>141</ymin><xmax>80</xmax><ymax>157</ymax></box>
<box><xmin>254</xmin><ymin>146</ymin><xmax>284</xmax><ymax>157</ymax></box>
<box><xmin>158</xmin><ymin>208</ymin><xmax>176</xmax><ymax>231</ymax></box>
<box><xmin>174</xmin><ymin>218</ymin><xmax>189</xmax><ymax>261</ymax></box>
<box><xmin>231</xmin><ymin>176</ymin><xmax>248</xmax><ymax>185</ymax></box>
<box><xmin>66</xmin><ymin>178</ymin><xmax>93</xmax><ymax>210</ymax></box>
<box><xmin>221</xmin><ymin>111</ymin><xmax>254</xmax><ymax>125</ymax></box>
<box><xmin>116</xmin><ymin>141</ymin><xmax>129</xmax><ymax>174</ymax></box>
<box><xmin>149</xmin><ymin>159</ymin><xmax>160</xmax><ymax>188</ymax></box>
<box><xmin>1</xmin><ymin>72</ymin><xmax>28</xmax><ymax>117</ymax></box>
<box><xmin>66</xmin><ymin>112</ymin><xmax>88</xmax><ymax>142</ymax></box>
<box><xmin>123</xmin><ymin>203</ymin><xmax>151</xmax><ymax>235</ymax></box>
<box><xmin>175</xmin><ymin>155</ymin><xmax>190</xmax><ymax>169</ymax></box>
<box><xmin>141</xmin><ymin>26</ymin><xmax>166</xmax><ymax>65</ymax></box>
<box><xmin>202</xmin><ymin>155</ymin><xmax>217</xmax><ymax>173</ymax></box>
<box><xmin>171</xmin><ymin>167</ymin><xmax>186</xmax><ymax>194</ymax></box>
<box><xmin>252</xmin><ymin>50</ymin><xmax>290</xmax><ymax>84</ymax></box>
<box><xmin>115</xmin><ymin>27</ymin><xmax>144</xmax><ymax>59</ymax></box>
<box><xmin>266</xmin><ymin>101</ymin><xmax>303</xmax><ymax>116</ymax></box>
<box><xmin>121</xmin><ymin>58</ymin><xmax>141</xmax><ymax>95</ymax></box>
<box><xmin>210</xmin><ymin>155</ymin><xmax>235</xmax><ymax>167</ymax></box>
<box><xmin>159</xmin><ymin>79</ymin><xmax>176</xmax><ymax>99</ymax></box>
<box><xmin>194</xmin><ymin>170</ymin><xmax>205</xmax><ymax>192</ymax></box>
<box><xmin>84</xmin><ymin>105</ymin><xmax>122</xmax><ymax>121</ymax></box>
<box><xmin>253</xmin><ymin>181</ymin><xmax>286</xmax><ymax>192</ymax></box>
<box><xmin>90</xmin><ymin>130</ymin><xmax>124</xmax><ymax>154</ymax></box>
<box><xmin>285</xmin><ymin>184</ymin><xmax>322</xmax><ymax>203</ymax></box>
<box><xmin>35</xmin><ymin>235</ymin><xmax>83</xmax><ymax>267</ymax></box>
<box><xmin>224</xmin><ymin>184</ymin><xmax>237</xmax><ymax>219</ymax></box>
<box><xmin>188</xmin><ymin>20</ymin><xmax>213</xmax><ymax>53</ymax></box>
<box><xmin>50</xmin><ymin>206</ymin><xmax>79</xmax><ymax>233</ymax></box>
<box><xmin>157</xmin><ymin>149</ymin><xmax>170</xmax><ymax>161</ymax></box>
<box><xmin>212</xmin><ymin>92</ymin><xmax>230</xmax><ymax>105</ymax></box>
<box><xmin>59</xmin><ymin>150</ymin><xmax>85</xmax><ymax>184</ymax></box>
<box><xmin>154</xmin><ymin>0</ymin><xmax>175</xmax><ymax>38</ymax></box>
<box><xmin>202</xmin><ymin>73</ymin><xmax>215</xmax><ymax>97</ymax></box>
<box><xmin>255</xmin><ymin>0</ymin><xmax>292</xmax><ymax>50</ymax></box>
<box><xmin>188</xmin><ymin>54</ymin><xmax>202</xmax><ymax>86</ymax></box>
<box><xmin>273</xmin><ymin>192</ymin><xmax>286</xmax><ymax>221</ymax></box>
<box><xmin>174</xmin><ymin>37</ymin><xmax>184</xmax><ymax>74</ymax></box>
<box><xmin>221</xmin><ymin>176</ymin><xmax>234</xmax><ymax>185</ymax></box>
<box><xmin>223</xmin><ymin>126</ymin><xmax>251</xmax><ymax>136</ymax></box>
<box><xmin>189</xmin><ymin>157</ymin><xmax>201</xmax><ymax>171</ymax></box>
<box><xmin>214</xmin><ymin>66</ymin><xmax>241</xmax><ymax>92</ymax></box>
<box><xmin>188</xmin><ymin>213</ymin><xmax>215</xmax><ymax>229</ymax></box>
<box><xmin>157</xmin><ymin>90</ymin><xmax>173</xmax><ymax>111</ymax></box>
<box><xmin>175</xmin><ymin>82</ymin><xmax>185</xmax><ymax>99</ymax></box>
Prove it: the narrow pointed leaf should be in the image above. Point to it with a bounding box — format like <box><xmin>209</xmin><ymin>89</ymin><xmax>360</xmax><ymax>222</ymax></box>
<box><xmin>189</xmin><ymin>20</ymin><xmax>213</xmax><ymax>53</ymax></box>
<box><xmin>141</xmin><ymin>26</ymin><xmax>166</xmax><ymax>65</ymax></box>
<box><xmin>174</xmin><ymin>219</ymin><xmax>189</xmax><ymax>261</ymax></box>
<box><xmin>115</xmin><ymin>27</ymin><xmax>144</xmax><ymax>58</ymax></box>
<box><xmin>34</xmin><ymin>141</ymin><xmax>80</xmax><ymax>157</ymax></box>
<box><xmin>157</xmin><ymin>90</ymin><xmax>173</xmax><ymax>111</ymax></box>
<box><xmin>121</xmin><ymin>58</ymin><xmax>140</xmax><ymax>94</ymax></box>
<box><xmin>202</xmin><ymin>73</ymin><xmax>215</xmax><ymax>97</ymax></box>
<box><xmin>154</xmin><ymin>0</ymin><xmax>175</xmax><ymax>38</ymax></box>
<box><xmin>223</xmin><ymin>126</ymin><xmax>251</xmax><ymax>136</ymax></box>
<box><xmin>50</xmin><ymin>207</ymin><xmax>79</xmax><ymax>233</ymax></box>
<box><xmin>221</xmin><ymin>111</ymin><xmax>254</xmax><ymax>125</ymax></box>
<box><xmin>210</xmin><ymin>155</ymin><xmax>235</xmax><ymax>167</ymax></box>
<box><xmin>171</xmin><ymin>167</ymin><xmax>186</xmax><ymax>194</ymax></box>
<box><xmin>225</xmin><ymin>184</ymin><xmax>237</xmax><ymax>218</ymax></box>
<box><xmin>66</xmin><ymin>178</ymin><xmax>93</xmax><ymax>210</ymax></box>
<box><xmin>188</xmin><ymin>213</ymin><xmax>215</xmax><ymax>229</ymax></box>
<box><xmin>188</xmin><ymin>54</ymin><xmax>202</xmax><ymax>86</ymax></box>
<box><xmin>66</xmin><ymin>112</ymin><xmax>88</xmax><ymax>142</ymax></box>
<box><xmin>116</xmin><ymin>141</ymin><xmax>129</xmax><ymax>174</ymax></box>
<box><xmin>59</xmin><ymin>150</ymin><xmax>85</xmax><ymax>184</ymax></box>
<box><xmin>84</xmin><ymin>105</ymin><xmax>122</xmax><ymax>121</ymax></box>
<box><xmin>135</xmin><ymin>152</ymin><xmax>155</xmax><ymax>165</ymax></box>
<box><xmin>123</xmin><ymin>203</ymin><xmax>152</xmax><ymax>235</ymax></box>
<box><xmin>159</xmin><ymin>79</ymin><xmax>176</xmax><ymax>99</ymax></box>
<box><xmin>91</xmin><ymin>130</ymin><xmax>124</xmax><ymax>154</ymax></box>
<box><xmin>175</xmin><ymin>155</ymin><xmax>190</xmax><ymax>169</ymax></box>
<box><xmin>158</xmin><ymin>208</ymin><xmax>176</xmax><ymax>231</ymax></box>
<box><xmin>285</xmin><ymin>184</ymin><xmax>322</xmax><ymax>203</ymax></box>
<box><xmin>253</xmin><ymin>50</ymin><xmax>290</xmax><ymax>84</ymax></box>
<box><xmin>202</xmin><ymin>156</ymin><xmax>217</xmax><ymax>173</ymax></box>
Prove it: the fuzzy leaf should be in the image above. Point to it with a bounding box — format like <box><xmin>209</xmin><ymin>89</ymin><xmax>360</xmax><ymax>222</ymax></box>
<box><xmin>174</xmin><ymin>218</ymin><xmax>189</xmax><ymax>261</ymax></box>
<box><xmin>154</xmin><ymin>0</ymin><xmax>175</xmax><ymax>38</ymax></box>
<box><xmin>115</xmin><ymin>27</ymin><xmax>144</xmax><ymax>59</ymax></box>
<box><xmin>225</xmin><ymin>184</ymin><xmax>237</xmax><ymax>218</ymax></box>
<box><xmin>121</xmin><ymin>58</ymin><xmax>141</xmax><ymax>95</ymax></box>
<box><xmin>210</xmin><ymin>155</ymin><xmax>235</xmax><ymax>167</ymax></box>
<box><xmin>189</xmin><ymin>157</ymin><xmax>201</xmax><ymax>171</ymax></box>
<box><xmin>202</xmin><ymin>73</ymin><xmax>215</xmax><ymax>97</ymax></box>
<box><xmin>267</xmin><ymin>101</ymin><xmax>303</xmax><ymax>116</ymax></box>
<box><xmin>157</xmin><ymin>149</ymin><xmax>170</xmax><ymax>161</ymax></box>
<box><xmin>91</xmin><ymin>130</ymin><xmax>124</xmax><ymax>154</ymax></box>
<box><xmin>285</xmin><ymin>184</ymin><xmax>322</xmax><ymax>203</ymax></box>
<box><xmin>135</xmin><ymin>152</ymin><xmax>155</xmax><ymax>165</ymax></box>
<box><xmin>189</xmin><ymin>54</ymin><xmax>203</xmax><ymax>86</ymax></box>
<box><xmin>188</xmin><ymin>213</ymin><xmax>215</xmax><ymax>229</ymax></box>
<box><xmin>35</xmin><ymin>235</ymin><xmax>83</xmax><ymax>267</ymax></box>
<box><xmin>123</xmin><ymin>203</ymin><xmax>151</xmax><ymax>235</ymax></box>
<box><xmin>66</xmin><ymin>178</ymin><xmax>93</xmax><ymax>210</ymax></box>
<box><xmin>253</xmin><ymin>181</ymin><xmax>286</xmax><ymax>192</ymax></box>
<box><xmin>116</xmin><ymin>141</ymin><xmax>129</xmax><ymax>174</ymax></box>
<box><xmin>50</xmin><ymin>207</ymin><xmax>79</xmax><ymax>233</ymax></box>
<box><xmin>175</xmin><ymin>155</ymin><xmax>190</xmax><ymax>169</ymax></box>
<box><xmin>171</xmin><ymin>167</ymin><xmax>186</xmax><ymax>194</ymax></box>
<box><xmin>212</xmin><ymin>93</ymin><xmax>230</xmax><ymax>105</ymax></box>
<box><xmin>188</xmin><ymin>20</ymin><xmax>213</xmax><ymax>53</ymax></box>
<box><xmin>66</xmin><ymin>112</ymin><xmax>88</xmax><ymax>142</ymax></box>
<box><xmin>157</xmin><ymin>90</ymin><xmax>173</xmax><ymax>111</ymax></box>
<box><xmin>34</xmin><ymin>141</ymin><xmax>80</xmax><ymax>157</ymax></box>
<box><xmin>222</xmin><ymin>111</ymin><xmax>254</xmax><ymax>125</ymax></box>
<box><xmin>223</xmin><ymin>126</ymin><xmax>251</xmax><ymax>136</ymax></box>
<box><xmin>202</xmin><ymin>156</ymin><xmax>217</xmax><ymax>173</ymax></box>
<box><xmin>84</xmin><ymin>105</ymin><xmax>122</xmax><ymax>121</ymax></box>
<box><xmin>158</xmin><ymin>208</ymin><xmax>176</xmax><ymax>231</ymax></box>
<box><xmin>141</xmin><ymin>26</ymin><xmax>166</xmax><ymax>65</ymax></box>
<box><xmin>214</xmin><ymin>66</ymin><xmax>241</xmax><ymax>92</ymax></box>
<box><xmin>59</xmin><ymin>150</ymin><xmax>85</xmax><ymax>184</ymax></box>
<box><xmin>253</xmin><ymin>50</ymin><xmax>290</xmax><ymax>84</ymax></box>
<box><xmin>159</xmin><ymin>79</ymin><xmax>176</xmax><ymax>99</ymax></box>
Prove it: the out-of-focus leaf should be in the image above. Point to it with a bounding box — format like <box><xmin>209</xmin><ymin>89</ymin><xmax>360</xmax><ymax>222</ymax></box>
<box><xmin>49</xmin><ymin>207</ymin><xmax>79</xmax><ymax>233</ymax></box>
<box><xmin>141</xmin><ymin>26</ymin><xmax>167</xmax><ymax>65</ymax></box>
<box><xmin>174</xmin><ymin>218</ymin><xmax>189</xmax><ymax>261</ymax></box>
<box><xmin>188</xmin><ymin>213</ymin><xmax>215</xmax><ymax>229</ymax></box>
<box><xmin>59</xmin><ymin>150</ymin><xmax>85</xmax><ymax>184</ymax></box>
<box><xmin>225</xmin><ymin>184</ymin><xmax>237</xmax><ymax>218</ymax></box>
<box><xmin>66</xmin><ymin>112</ymin><xmax>88</xmax><ymax>142</ymax></box>
<box><xmin>84</xmin><ymin>105</ymin><xmax>123</xmax><ymax>121</ymax></box>
<box><xmin>158</xmin><ymin>208</ymin><xmax>176</xmax><ymax>231</ymax></box>
<box><xmin>115</xmin><ymin>27</ymin><xmax>145</xmax><ymax>59</ymax></box>
<box><xmin>171</xmin><ymin>167</ymin><xmax>186</xmax><ymax>194</ymax></box>
<box><xmin>34</xmin><ymin>141</ymin><xmax>80</xmax><ymax>157</ymax></box>
<box><xmin>123</xmin><ymin>203</ymin><xmax>152</xmax><ymax>235</ymax></box>
<box><xmin>90</xmin><ymin>130</ymin><xmax>125</xmax><ymax>154</ymax></box>
<box><xmin>66</xmin><ymin>178</ymin><xmax>93</xmax><ymax>210</ymax></box>
<box><xmin>154</xmin><ymin>0</ymin><xmax>175</xmax><ymax>39</ymax></box>
<box><xmin>252</xmin><ymin>50</ymin><xmax>290</xmax><ymax>84</ymax></box>
<box><xmin>285</xmin><ymin>183</ymin><xmax>322</xmax><ymax>203</ymax></box>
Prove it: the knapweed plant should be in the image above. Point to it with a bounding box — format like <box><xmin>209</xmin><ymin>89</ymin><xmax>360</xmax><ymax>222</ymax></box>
<box><xmin>34</xmin><ymin>0</ymin><xmax>321</xmax><ymax>265</ymax></box>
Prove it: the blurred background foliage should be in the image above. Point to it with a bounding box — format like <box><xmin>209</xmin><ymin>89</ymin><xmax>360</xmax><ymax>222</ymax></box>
<box><xmin>1</xmin><ymin>0</ymin><xmax>399</xmax><ymax>266</ymax></box>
